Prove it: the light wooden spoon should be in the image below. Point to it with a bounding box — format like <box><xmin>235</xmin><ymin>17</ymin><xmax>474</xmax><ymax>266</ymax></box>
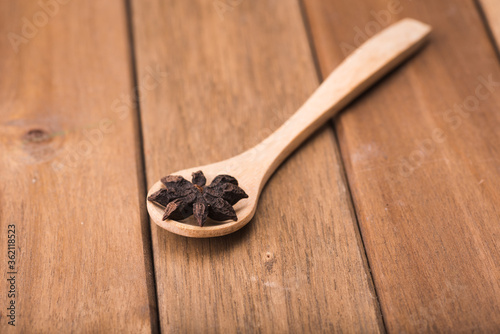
<box><xmin>147</xmin><ymin>18</ymin><xmax>431</xmax><ymax>238</ymax></box>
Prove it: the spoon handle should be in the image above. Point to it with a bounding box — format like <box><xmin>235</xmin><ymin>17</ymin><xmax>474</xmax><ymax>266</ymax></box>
<box><xmin>246</xmin><ymin>18</ymin><xmax>431</xmax><ymax>184</ymax></box>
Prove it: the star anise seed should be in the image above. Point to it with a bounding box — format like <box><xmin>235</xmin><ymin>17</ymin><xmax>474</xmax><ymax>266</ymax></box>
<box><xmin>205</xmin><ymin>182</ymin><xmax>248</xmax><ymax>205</ymax></box>
<box><xmin>193</xmin><ymin>195</ymin><xmax>209</xmax><ymax>226</ymax></box>
<box><xmin>191</xmin><ymin>170</ymin><xmax>206</xmax><ymax>187</ymax></box>
<box><xmin>162</xmin><ymin>193</ymin><xmax>196</xmax><ymax>221</ymax></box>
<box><xmin>210</xmin><ymin>174</ymin><xmax>238</xmax><ymax>186</ymax></box>
<box><xmin>148</xmin><ymin>170</ymin><xmax>248</xmax><ymax>226</ymax></box>
<box><xmin>207</xmin><ymin>197</ymin><xmax>237</xmax><ymax>221</ymax></box>
<box><xmin>148</xmin><ymin>188</ymin><xmax>172</xmax><ymax>207</ymax></box>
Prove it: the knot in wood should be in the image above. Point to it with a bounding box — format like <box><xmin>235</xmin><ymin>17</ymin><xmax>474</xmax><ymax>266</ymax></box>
<box><xmin>23</xmin><ymin>129</ymin><xmax>51</xmax><ymax>144</ymax></box>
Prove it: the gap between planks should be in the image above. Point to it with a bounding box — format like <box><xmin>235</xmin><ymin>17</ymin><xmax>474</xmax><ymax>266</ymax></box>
<box><xmin>124</xmin><ymin>0</ymin><xmax>161</xmax><ymax>331</ymax></box>
<box><xmin>297</xmin><ymin>0</ymin><xmax>387</xmax><ymax>332</ymax></box>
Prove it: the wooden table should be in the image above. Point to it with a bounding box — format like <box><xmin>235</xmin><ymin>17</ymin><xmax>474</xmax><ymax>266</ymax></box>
<box><xmin>1</xmin><ymin>0</ymin><xmax>499</xmax><ymax>332</ymax></box>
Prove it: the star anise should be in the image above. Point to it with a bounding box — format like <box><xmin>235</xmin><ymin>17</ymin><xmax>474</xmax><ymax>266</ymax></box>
<box><xmin>148</xmin><ymin>170</ymin><xmax>248</xmax><ymax>226</ymax></box>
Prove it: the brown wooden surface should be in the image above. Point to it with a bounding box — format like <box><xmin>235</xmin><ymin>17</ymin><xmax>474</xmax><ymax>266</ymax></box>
<box><xmin>2</xmin><ymin>0</ymin><xmax>500</xmax><ymax>332</ymax></box>
<box><xmin>303</xmin><ymin>0</ymin><xmax>500</xmax><ymax>332</ymax></box>
<box><xmin>131</xmin><ymin>0</ymin><xmax>383</xmax><ymax>332</ymax></box>
<box><xmin>0</xmin><ymin>0</ymin><xmax>156</xmax><ymax>332</ymax></box>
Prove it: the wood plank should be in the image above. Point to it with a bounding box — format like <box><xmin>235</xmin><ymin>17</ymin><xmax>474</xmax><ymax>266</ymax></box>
<box><xmin>479</xmin><ymin>0</ymin><xmax>500</xmax><ymax>50</ymax></box>
<box><xmin>303</xmin><ymin>0</ymin><xmax>500</xmax><ymax>332</ymax></box>
<box><xmin>131</xmin><ymin>0</ymin><xmax>384</xmax><ymax>332</ymax></box>
<box><xmin>0</xmin><ymin>1</ymin><xmax>156</xmax><ymax>332</ymax></box>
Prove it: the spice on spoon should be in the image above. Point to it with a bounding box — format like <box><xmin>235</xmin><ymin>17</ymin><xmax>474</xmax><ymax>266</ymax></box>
<box><xmin>148</xmin><ymin>170</ymin><xmax>248</xmax><ymax>226</ymax></box>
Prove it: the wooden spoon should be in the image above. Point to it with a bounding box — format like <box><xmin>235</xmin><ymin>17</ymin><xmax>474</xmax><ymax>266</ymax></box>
<box><xmin>147</xmin><ymin>18</ymin><xmax>431</xmax><ymax>238</ymax></box>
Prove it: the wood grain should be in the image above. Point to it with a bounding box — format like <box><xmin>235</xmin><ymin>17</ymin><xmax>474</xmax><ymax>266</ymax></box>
<box><xmin>303</xmin><ymin>0</ymin><xmax>500</xmax><ymax>332</ymax></box>
<box><xmin>132</xmin><ymin>0</ymin><xmax>383</xmax><ymax>332</ymax></box>
<box><xmin>0</xmin><ymin>1</ymin><xmax>156</xmax><ymax>332</ymax></box>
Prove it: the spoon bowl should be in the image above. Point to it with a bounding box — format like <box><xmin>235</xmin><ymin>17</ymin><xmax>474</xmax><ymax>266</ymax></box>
<box><xmin>147</xmin><ymin>18</ymin><xmax>432</xmax><ymax>238</ymax></box>
<box><xmin>147</xmin><ymin>156</ymin><xmax>262</xmax><ymax>237</ymax></box>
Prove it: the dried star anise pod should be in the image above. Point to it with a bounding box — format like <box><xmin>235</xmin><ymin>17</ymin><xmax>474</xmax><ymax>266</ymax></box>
<box><xmin>148</xmin><ymin>170</ymin><xmax>248</xmax><ymax>226</ymax></box>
